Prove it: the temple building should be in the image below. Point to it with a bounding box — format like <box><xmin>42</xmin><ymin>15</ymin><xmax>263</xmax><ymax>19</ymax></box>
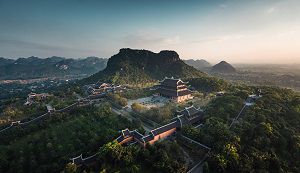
<box><xmin>157</xmin><ymin>77</ymin><xmax>193</xmax><ymax>103</ymax></box>
<box><xmin>116</xmin><ymin>105</ymin><xmax>203</xmax><ymax>147</ymax></box>
<box><xmin>87</xmin><ymin>82</ymin><xmax>126</xmax><ymax>95</ymax></box>
<box><xmin>24</xmin><ymin>93</ymin><xmax>50</xmax><ymax>105</ymax></box>
<box><xmin>175</xmin><ymin>105</ymin><xmax>204</xmax><ymax>125</ymax></box>
<box><xmin>88</xmin><ymin>82</ymin><xmax>112</xmax><ymax>95</ymax></box>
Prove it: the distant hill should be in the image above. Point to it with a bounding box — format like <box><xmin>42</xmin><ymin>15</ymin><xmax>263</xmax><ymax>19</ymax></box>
<box><xmin>85</xmin><ymin>48</ymin><xmax>206</xmax><ymax>85</ymax></box>
<box><xmin>184</xmin><ymin>59</ymin><xmax>211</xmax><ymax>70</ymax></box>
<box><xmin>211</xmin><ymin>61</ymin><xmax>236</xmax><ymax>73</ymax></box>
<box><xmin>0</xmin><ymin>57</ymin><xmax>14</xmax><ymax>67</ymax></box>
<box><xmin>0</xmin><ymin>56</ymin><xmax>107</xmax><ymax>80</ymax></box>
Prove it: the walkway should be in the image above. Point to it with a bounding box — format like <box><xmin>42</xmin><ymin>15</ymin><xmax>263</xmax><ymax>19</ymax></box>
<box><xmin>111</xmin><ymin>106</ymin><xmax>153</xmax><ymax>132</ymax></box>
<box><xmin>229</xmin><ymin>104</ymin><xmax>247</xmax><ymax>128</ymax></box>
<box><xmin>179</xmin><ymin>135</ymin><xmax>211</xmax><ymax>173</ymax></box>
<box><xmin>0</xmin><ymin>93</ymin><xmax>105</xmax><ymax>134</ymax></box>
<box><xmin>188</xmin><ymin>94</ymin><xmax>262</xmax><ymax>172</ymax></box>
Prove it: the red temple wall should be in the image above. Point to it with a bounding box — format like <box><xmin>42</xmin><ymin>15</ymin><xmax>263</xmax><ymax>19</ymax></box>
<box><xmin>118</xmin><ymin>136</ymin><xmax>133</xmax><ymax>145</ymax></box>
<box><xmin>148</xmin><ymin>128</ymin><xmax>177</xmax><ymax>145</ymax></box>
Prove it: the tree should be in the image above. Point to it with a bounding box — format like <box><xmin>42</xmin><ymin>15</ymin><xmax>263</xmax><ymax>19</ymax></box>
<box><xmin>64</xmin><ymin>163</ymin><xmax>77</xmax><ymax>173</ymax></box>
<box><xmin>108</xmin><ymin>93</ymin><xmax>127</xmax><ymax>107</ymax></box>
<box><xmin>119</xmin><ymin>98</ymin><xmax>128</xmax><ymax>107</ymax></box>
<box><xmin>131</xmin><ymin>102</ymin><xmax>145</xmax><ymax>112</ymax></box>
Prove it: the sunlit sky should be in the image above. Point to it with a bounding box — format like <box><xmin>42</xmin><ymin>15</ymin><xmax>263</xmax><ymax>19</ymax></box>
<box><xmin>0</xmin><ymin>0</ymin><xmax>300</xmax><ymax>64</ymax></box>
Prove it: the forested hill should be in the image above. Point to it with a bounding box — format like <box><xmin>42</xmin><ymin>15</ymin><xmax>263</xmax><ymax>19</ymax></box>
<box><xmin>0</xmin><ymin>56</ymin><xmax>107</xmax><ymax>80</ymax></box>
<box><xmin>212</xmin><ymin>61</ymin><xmax>236</xmax><ymax>73</ymax></box>
<box><xmin>84</xmin><ymin>48</ymin><xmax>206</xmax><ymax>85</ymax></box>
<box><xmin>183</xmin><ymin>86</ymin><xmax>300</xmax><ymax>172</ymax></box>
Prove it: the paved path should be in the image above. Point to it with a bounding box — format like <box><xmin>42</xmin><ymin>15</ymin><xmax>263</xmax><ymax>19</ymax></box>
<box><xmin>179</xmin><ymin>135</ymin><xmax>211</xmax><ymax>173</ymax></box>
<box><xmin>229</xmin><ymin>104</ymin><xmax>247</xmax><ymax>128</ymax></box>
<box><xmin>181</xmin><ymin>135</ymin><xmax>211</xmax><ymax>150</ymax></box>
<box><xmin>188</xmin><ymin>154</ymin><xmax>209</xmax><ymax>173</ymax></box>
<box><xmin>111</xmin><ymin>106</ymin><xmax>153</xmax><ymax>132</ymax></box>
<box><xmin>0</xmin><ymin>93</ymin><xmax>97</xmax><ymax>134</ymax></box>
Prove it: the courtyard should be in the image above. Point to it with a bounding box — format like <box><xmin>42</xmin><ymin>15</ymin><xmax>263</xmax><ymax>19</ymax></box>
<box><xmin>127</xmin><ymin>95</ymin><xmax>171</xmax><ymax>109</ymax></box>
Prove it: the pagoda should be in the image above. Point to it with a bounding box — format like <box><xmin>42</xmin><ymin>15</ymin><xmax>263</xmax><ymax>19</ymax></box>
<box><xmin>157</xmin><ymin>77</ymin><xmax>193</xmax><ymax>102</ymax></box>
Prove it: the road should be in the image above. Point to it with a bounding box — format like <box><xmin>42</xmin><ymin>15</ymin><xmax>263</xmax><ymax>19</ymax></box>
<box><xmin>190</xmin><ymin>164</ymin><xmax>203</xmax><ymax>173</ymax></box>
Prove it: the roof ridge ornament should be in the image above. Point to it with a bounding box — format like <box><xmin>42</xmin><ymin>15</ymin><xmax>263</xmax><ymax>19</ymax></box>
<box><xmin>186</xmin><ymin>105</ymin><xmax>194</xmax><ymax>109</ymax></box>
<box><xmin>177</xmin><ymin>115</ymin><xmax>183</xmax><ymax>128</ymax></box>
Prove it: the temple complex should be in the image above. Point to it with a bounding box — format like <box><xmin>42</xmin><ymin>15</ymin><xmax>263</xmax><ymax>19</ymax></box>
<box><xmin>157</xmin><ymin>77</ymin><xmax>193</xmax><ymax>103</ymax></box>
<box><xmin>24</xmin><ymin>92</ymin><xmax>50</xmax><ymax>105</ymax></box>
<box><xmin>87</xmin><ymin>82</ymin><xmax>125</xmax><ymax>95</ymax></box>
<box><xmin>116</xmin><ymin>105</ymin><xmax>203</xmax><ymax>147</ymax></box>
<box><xmin>88</xmin><ymin>82</ymin><xmax>112</xmax><ymax>95</ymax></box>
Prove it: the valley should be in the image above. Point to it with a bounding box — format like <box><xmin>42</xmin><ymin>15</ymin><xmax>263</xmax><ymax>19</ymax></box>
<box><xmin>213</xmin><ymin>64</ymin><xmax>300</xmax><ymax>92</ymax></box>
<box><xmin>0</xmin><ymin>49</ymin><xmax>299</xmax><ymax>173</ymax></box>
<box><xmin>185</xmin><ymin>59</ymin><xmax>300</xmax><ymax>92</ymax></box>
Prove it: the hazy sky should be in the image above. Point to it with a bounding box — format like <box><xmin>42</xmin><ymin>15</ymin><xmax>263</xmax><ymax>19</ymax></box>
<box><xmin>0</xmin><ymin>0</ymin><xmax>300</xmax><ymax>64</ymax></box>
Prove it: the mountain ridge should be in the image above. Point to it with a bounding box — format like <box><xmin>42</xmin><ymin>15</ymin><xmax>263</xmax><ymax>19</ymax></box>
<box><xmin>0</xmin><ymin>56</ymin><xmax>108</xmax><ymax>80</ymax></box>
<box><xmin>85</xmin><ymin>48</ymin><xmax>206</xmax><ymax>85</ymax></box>
<box><xmin>184</xmin><ymin>59</ymin><xmax>211</xmax><ymax>70</ymax></box>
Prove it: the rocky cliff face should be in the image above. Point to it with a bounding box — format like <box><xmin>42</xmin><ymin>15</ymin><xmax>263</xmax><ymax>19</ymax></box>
<box><xmin>105</xmin><ymin>48</ymin><xmax>180</xmax><ymax>72</ymax></box>
<box><xmin>86</xmin><ymin>48</ymin><xmax>205</xmax><ymax>84</ymax></box>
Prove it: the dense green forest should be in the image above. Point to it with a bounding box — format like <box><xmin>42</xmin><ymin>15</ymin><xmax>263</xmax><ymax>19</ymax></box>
<box><xmin>1</xmin><ymin>85</ymin><xmax>299</xmax><ymax>173</ymax></box>
<box><xmin>183</xmin><ymin>86</ymin><xmax>300</xmax><ymax>172</ymax></box>
<box><xmin>0</xmin><ymin>85</ymin><xmax>82</xmax><ymax>126</ymax></box>
<box><xmin>0</xmin><ymin>104</ymin><xmax>137</xmax><ymax>173</ymax></box>
<box><xmin>188</xmin><ymin>77</ymin><xmax>229</xmax><ymax>93</ymax></box>
<box><xmin>0</xmin><ymin>101</ymin><xmax>46</xmax><ymax>126</ymax></box>
<box><xmin>83</xmin><ymin>69</ymin><xmax>300</xmax><ymax>172</ymax></box>
<box><xmin>90</xmin><ymin>140</ymin><xmax>187</xmax><ymax>173</ymax></box>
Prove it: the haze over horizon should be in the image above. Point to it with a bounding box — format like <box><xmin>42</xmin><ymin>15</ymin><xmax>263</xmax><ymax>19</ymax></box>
<box><xmin>1</xmin><ymin>0</ymin><xmax>300</xmax><ymax>64</ymax></box>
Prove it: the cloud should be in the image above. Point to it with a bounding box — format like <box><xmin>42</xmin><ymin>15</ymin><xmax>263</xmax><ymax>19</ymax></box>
<box><xmin>219</xmin><ymin>4</ymin><xmax>227</xmax><ymax>9</ymax></box>
<box><xmin>191</xmin><ymin>34</ymin><xmax>249</xmax><ymax>44</ymax></box>
<box><xmin>123</xmin><ymin>32</ymin><xmax>180</xmax><ymax>46</ymax></box>
<box><xmin>0</xmin><ymin>39</ymin><xmax>106</xmax><ymax>58</ymax></box>
<box><xmin>217</xmin><ymin>34</ymin><xmax>247</xmax><ymax>42</ymax></box>
<box><xmin>0</xmin><ymin>39</ymin><xmax>66</xmax><ymax>51</ymax></box>
<box><xmin>278</xmin><ymin>28</ymin><xmax>297</xmax><ymax>38</ymax></box>
<box><xmin>0</xmin><ymin>39</ymin><xmax>94</xmax><ymax>53</ymax></box>
<box><xmin>266</xmin><ymin>7</ymin><xmax>275</xmax><ymax>14</ymax></box>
